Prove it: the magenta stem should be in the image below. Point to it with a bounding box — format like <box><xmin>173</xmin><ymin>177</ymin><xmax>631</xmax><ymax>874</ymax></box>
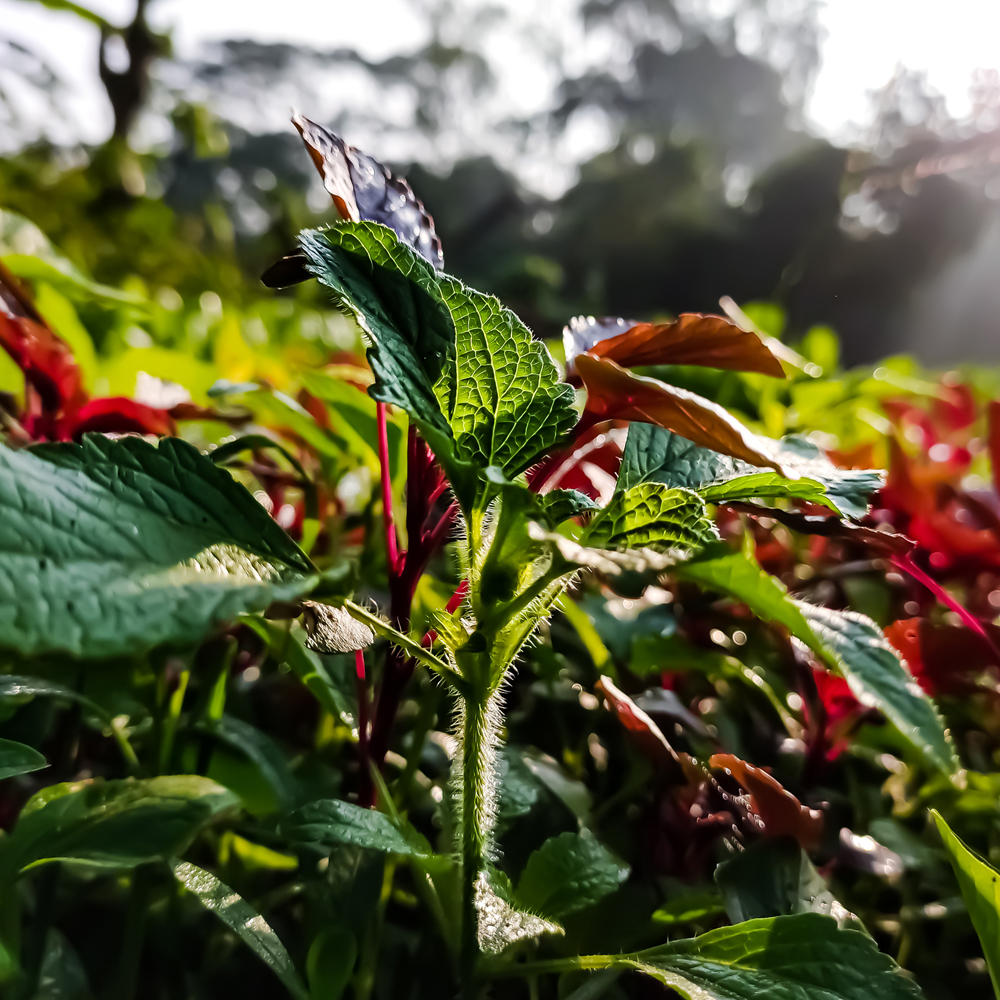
<box><xmin>893</xmin><ymin>552</ymin><xmax>1000</xmax><ymax>661</ymax></box>
<box><xmin>376</xmin><ymin>402</ymin><xmax>399</xmax><ymax>572</ymax></box>
<box><xmin>355</xmin><ymin>648</ymin><xmax>370</xmax><ymax>774</ymax></box>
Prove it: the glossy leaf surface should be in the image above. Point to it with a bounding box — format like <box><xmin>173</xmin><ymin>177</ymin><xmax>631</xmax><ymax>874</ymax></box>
<box><xmin>282</xmin><ymin>799</ymin><xmax>431</xmax><ymax>858</ymax></box>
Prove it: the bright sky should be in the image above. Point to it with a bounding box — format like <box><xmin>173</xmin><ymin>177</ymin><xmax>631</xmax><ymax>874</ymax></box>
<box><xmin>1</xmin><ymin>0</ymin><xmax>999</xmax><ymax>166</ymax></box>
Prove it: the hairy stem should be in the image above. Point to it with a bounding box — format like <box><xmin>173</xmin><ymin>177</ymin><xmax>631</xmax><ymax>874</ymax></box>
<box><xmin>459</xmin><ymin>689</ymin><xmax>492</xmax><ymax>993</ymax></box>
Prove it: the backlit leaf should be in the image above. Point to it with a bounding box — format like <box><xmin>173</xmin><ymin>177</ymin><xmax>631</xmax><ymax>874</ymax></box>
<box><xmin>441</xmin><ymin>278</ymin><xmax>577</xmax><ymax>477</ymax></box>
<box><xmin>932</xmin><ymin>811</ymin><xmax>1000</xmax><ymax>999</ymax></box>
<box><xmin>710</xmin><ymin>754</ymin><xmax>823</xmax><ymax>852</ymax></box>
<box><xmin>172</xmin><ymin>859</ymin><xmax>309</xmax><ymax>1000</ymax></box>
<box><xmin>577</xmin><ymin>354</ymin><xmax>791</xmax><ymax>474</ymax></box>
<box><xmin>0</xmin><ymin>435</ymin><xmax>316</xmax><ymax>658</ymax></box>
<box><xmin>624</xmin><ymin>913</ymin><xmax>921</xmax><ymax>1000</ymax></box>
<box><xmin>582</xmin><ymin>482</ymin><xmax>718</xmax><ymax>553</ymax></box>
<box><xmin>618</xmin><ymin>424</ymin><xmax>883</xmax><ymax>519</ymax></box>
<box><xmin>578</xmin><ymin>313</ymin><xmax>784</xmax><ymax>377</ymax></box>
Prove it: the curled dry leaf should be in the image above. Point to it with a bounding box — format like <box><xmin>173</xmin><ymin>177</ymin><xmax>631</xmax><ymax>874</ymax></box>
<box><xmin>292</xmin><ymin>113</ymin><xmax>443</xmax><ymax>270</ymax></box>
<box><xmin>709</xmin><ymin>753</ymin><xmax>823</xmax><ymax>852</ymax></box>
<box><xmin>302</xmin><ymin>602</ymin><xmax>375</xmax><ymax>653</ymax></box>
<box><xmin>584</xmin><ymin>314</ymin><xmax>784</xmax><ymax>378</ymax></box>
<box><xmin>576</xmin><ymin>353</ymin><xmax>792</xmax><ymax>474</ymax></box>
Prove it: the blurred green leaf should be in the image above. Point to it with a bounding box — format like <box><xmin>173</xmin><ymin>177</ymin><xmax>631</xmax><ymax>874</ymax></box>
<box><xmin>932</xmin><ymin>811</ymin><xmax>1000</xmax><ymax>1000</ymax></box>
<box><xmin>0</xmin><ymin>737</ymin><xmax>47</xmax><ymax>779</ymax></box>
<box><xmin>0</xmin><ymin>776</ymin><xmax>237</xmax><ymax>879</ymax></box>
<box><xmin>307</xmin><ymin>926</ymin><xmax>356</xmax><ymax>1000</ymax></box>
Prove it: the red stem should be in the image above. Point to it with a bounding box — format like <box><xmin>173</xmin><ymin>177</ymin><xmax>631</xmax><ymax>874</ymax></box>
<box><xmin>355</xmin><ymin>648</ymin><xmax>370</xmax><ymax>780</ymax></box>
<box><xmin>377</xmin><ymin>401</ymin><xmax>399</xmax><ymax>572</ymax></box>
<box><xmin>892</xmin><ymin>552</ymin><xmax>1000</xmax><ymax>661</ymax></box>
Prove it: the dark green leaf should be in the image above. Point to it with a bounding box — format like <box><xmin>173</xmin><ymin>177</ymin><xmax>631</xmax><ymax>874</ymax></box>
<box><xmin>172</xmin><ymin>859</ymin><xmax>309</xmax><ymax>1000</ymax></box>
<box><xmin>932</xmin><ymin>811</ymin><xmax>1000</xmax><ymax>998</ymax></box>
<box><xmin>0</xmin><ymin>737</ymin><xmax>47</xmax><ymax>779</ymax></box>
<box><xmin>583</xmin><ymin>484</ymin><xmax>718</xmax><ymax>554</ymax></box>
<box><xmin>798</xmin><ymin>603</ymin><xmax>959</xmax><ymax>777</ymax></box>
<box><xmin>281</xmin><ymin>799</ymin><xmax>431</xmax><ymax>858</ymax></box>
<box><xmin>243</xmin><ymin>618</ymin><xmax>357</xmax><ymax>730</ymax></box>
<box><xmin>516</xmin><ymin>832</ymin><xmax>628</xmax><ymax>919</ymax></box>
<box><xmin>625</xmin><ymin>913</ymin><xmax>921</xmax><ymax>1000</ymax></box>
<box><xmin>618</xmin><ymin>425</ymin><xmax>883</xmax><ymax>519</ymax></box>
<box><xmin>538</xmin><ymin>489</ymin><xmax>601</xmax><ymax>525</ymax></box>
<box><xmin>0</xmin><ymin>776</ymin><xmax>238</xmax><ymax>879</ymax></box>
<box><xmin>200</xmin><ymin>715</ymin><xmax>298</xmax><ymax>814</ymax></box>
<box><xmin>0</xmin><ymin>436</ymin><xmax>316</xmax><ymax>657</ymax></box>
<box><xmin>299</xmin><ymin>224</ymin><xmax>454</xmax><ymax>438</ymax></box>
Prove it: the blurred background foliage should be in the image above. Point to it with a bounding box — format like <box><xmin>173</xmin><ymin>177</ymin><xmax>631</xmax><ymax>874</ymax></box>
<box><xmin>2</xmin><ymin>0</ymin><xmax>1000</xmax><ymax>370</ymax></box>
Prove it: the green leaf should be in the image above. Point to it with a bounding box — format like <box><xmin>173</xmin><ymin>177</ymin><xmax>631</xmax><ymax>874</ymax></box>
<box><xmin>618</xmin><ymin>425</ymin><xmax>883</xmax><ymax>519</ymax></box>
<box><xmin>299</xmin><ymin>224</ymin><xmax>454</xmax><ymax>438</ymax></box>
<box><xmin>200</xmin><ymin>715</ymin><xmax>298</xmax><ymax>814</ymax></box>
<box><xmin>538</xmin><ymin>489</ymin><xmax>601</xmax><ymax>524</ymax></box>
<box><xmin>242</xmin><ymin>618</ymin><xmax>357</xmax><ymax>731</ymax></box>
<box><xmin>932</xmin><ymin>811</ymin><xmax>1000</xmax><ymax>999</ymax></box>
<box><xmin>582</xmin><ymin>484</ymin><xmax>719</xmax><ymax>553</ymax></box>
<box><xmin>798</xmin><ymin>604</ymin><xmax>959</xmax><ymax>777</ymax></box>
<box><xmin>301</xmin><ymin>223</ymin><xmax>577</xmax><ymax>499</ymax></box>
<box><xmin>0</xmin><ymin>776</ymin><xmax>238</xmax><ymax>879</ymax></box>
<box><xmin>0</xmin><ymin>737</ymin><xmax>47</xmax><ymax>779</ymax></box>
<box><xmin>281</xmin><ymin>799</ymin><xmax>431</xmax><ymax>858</ymax></box>
<box><xmin>2</xmin><ymin>250</ymin><xmax>146</xmax><ymax>306</ymax></box>
<box><xmin>699</xmin><ymin>472</ymin><xmax>833</xmax><ymax>510</ymax></box>
<box><xmin>0</xmin><ymin>675</ymin><xmax>137</xmax><ymax>771</ymax></box>
<box><xmin>0</xmin><ymin>436</ymin><xmax>316</xmax><ymax>658</ymax></box>
<box><xmin>625</xmin><ymin>913</ymin><xmax>921</xmax><ymax>1000</ymax></box>
<box><xmin>652</xmin><ymin>891</ymin><xmax>726</xmax><ymax>926</ymax></box>
<box><xmin>172</xmin><ymin>859</ymin><xmax>309</xmax><ymax>1000</ymax></box>
<box><xmin>516</xmin><ymin>832</ymin><xmax>628</xmax><ymax>919</ymax></box>
<box><xmin>675</xmin><ymin>546</ymin><xmax>957</xmax><ymax>776</ymax></box>
<box><xmin>307</xmin><ymin>926</ymin><xmax>357</xmax><ymax>1000</ymax></box>
<box><xmin>439</xmin><ymin>278</ymin><xmax>577</xmax><ymax>477</ymax></box>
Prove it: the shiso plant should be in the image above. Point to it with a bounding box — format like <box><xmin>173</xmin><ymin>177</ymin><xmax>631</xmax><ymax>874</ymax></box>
<box><xmin>0</xmin><ymin>114</ymin><xmax>997</xmax><ymax>1000</ymax></box>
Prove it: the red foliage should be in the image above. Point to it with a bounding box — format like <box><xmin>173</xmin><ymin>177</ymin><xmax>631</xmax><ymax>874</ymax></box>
<box><xmin>0</xmin><ymin>261</ymin><xmax>173</xmax><ymax>442</ymax></box>
<box><xmin>709</xmin><ymin>753</ymin><xmax>823</xmax><ymax>851</ymax></box>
